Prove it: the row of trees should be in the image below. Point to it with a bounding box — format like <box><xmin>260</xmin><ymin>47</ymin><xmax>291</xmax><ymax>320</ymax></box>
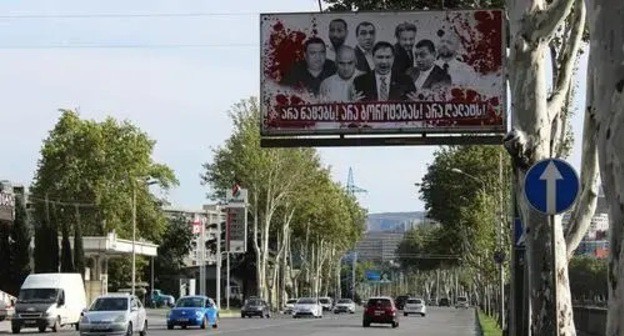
<box><xmin>0</xmin><ymin>194</ymin><xmax>33</xmax><ymax>296</ymax></box>
<box><xmin>202</xmin><ymin>97</ymin><xmax>366</xmax><ymax>308</ymax></box>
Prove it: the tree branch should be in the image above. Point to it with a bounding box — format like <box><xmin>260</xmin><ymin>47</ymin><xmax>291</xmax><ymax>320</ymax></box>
<box><xmin>547</xmin><ymin>0</ymin><xmax>585</xmax><ymax>114</ymax></box>
<box><xmin>532</xmin><ymin>0</ymin><xmax>577</xmax><ymax>42</ymax></box>
<box><xmin>565</xmin><ymin>68</ymin><xmax>600</xmax><ymax>260</ymax></box>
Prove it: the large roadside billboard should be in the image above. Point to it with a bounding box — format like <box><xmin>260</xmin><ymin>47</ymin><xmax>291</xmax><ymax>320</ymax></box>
<box><xmin>260</xmin><ymin>10</ymin><xmax>506</xmax><ymax>138</ymax></box>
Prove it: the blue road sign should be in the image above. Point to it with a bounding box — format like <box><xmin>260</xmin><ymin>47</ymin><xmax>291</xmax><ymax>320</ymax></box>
<box><xmin>524</xmin><ymin>158</ymin><xmax>580</xmax><ymax>215</ymax></box>
<box><xmin>365</xmin><ymin>270</ymin><xmax>381</xmax><ymax>282</ymax></box>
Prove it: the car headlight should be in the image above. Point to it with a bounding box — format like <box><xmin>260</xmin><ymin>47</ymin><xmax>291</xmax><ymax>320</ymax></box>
<box><xmin>114</xmin><ymin>315</ymin><xmax>126</xmax><ymax>323</ymax></box>
<box><xmin>80</xmin><ymin>315</ymin><xmax>90</xmax><ymax>323</ymax></box>
<box><xmin>195</xmin><ymin>311</ymin><xmax>203</xmax><ymax>317</ymax></box>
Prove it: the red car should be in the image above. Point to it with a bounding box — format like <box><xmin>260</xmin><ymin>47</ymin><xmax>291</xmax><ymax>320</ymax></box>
<box><xmin>362</xmin><ymin>296</ymin><xmax>399</xmax><ymax>328</ymax></box>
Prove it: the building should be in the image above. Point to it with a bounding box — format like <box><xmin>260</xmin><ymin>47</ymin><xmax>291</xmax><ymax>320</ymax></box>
<box><xmin>355</xmin><ymin>232</ymin><xmax>404</xmax><ymax>263</ymax></box>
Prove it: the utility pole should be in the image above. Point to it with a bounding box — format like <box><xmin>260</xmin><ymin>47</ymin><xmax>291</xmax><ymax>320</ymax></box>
<box><xmin>131</xmin><ymin>184</ymin><xmax>136</xmax><ymax>297</ymax></box>
<box><xmin>216</xmin><ymin>217</ymin><xmax>221</xmax><ymax>309</ymax></box>
<box><xmin>199</xmin><ymin>216</ymin><xmax>206</xmax><ymax>296</ymax></box>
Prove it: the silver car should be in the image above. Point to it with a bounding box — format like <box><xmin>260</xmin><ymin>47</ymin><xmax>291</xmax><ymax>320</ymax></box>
<box><xmin>79</xmin><ymin>293</ymin><xmax>147</xmax><ymax>336</ymax></box>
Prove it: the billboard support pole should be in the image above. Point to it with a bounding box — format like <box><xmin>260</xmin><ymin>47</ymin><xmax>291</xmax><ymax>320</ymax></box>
<box><xmin>227</xmin><ymin>251</ymin><xmax>231</xmax><ymax>311</ymax></box>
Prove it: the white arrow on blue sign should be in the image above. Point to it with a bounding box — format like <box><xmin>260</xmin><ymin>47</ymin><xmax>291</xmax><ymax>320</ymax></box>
<box><xmin>524</xmin><ymin>158</ymin><xmax>580</xmax><ymax>215</ymax></box>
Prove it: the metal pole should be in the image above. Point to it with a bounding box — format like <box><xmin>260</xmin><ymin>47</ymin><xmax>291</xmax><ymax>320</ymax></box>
<box><xmin>226</xmin><ymin>251</ymin><xmax>230</xmax><ymax>310</ymax></box>
<box><xmin>498</xmin><ymin>151</ymin><xmax>505</xmax><ymax>329</ymax></box>
<box><xmin>132</xmin><ymin>184</ymin><xmax>136</xmax><ymax>297</ymax></box>
<box><xmin>150</xmin><ymin>257</ymin><xmax>154</xmax><ymax>297</ymax></box>
<box><xmin>551</xmin><ymin>214</ymin><xmax>559</xmax><ymax>336</ymax></box>
<box><xmin>199</xmin><ymin>217</ymin><xmax>206</xmax><ymax>296</ymax></box>
<box><xmin>216</xmin><ymin>217</ymin><xmax>221</xmax><ymax>309</ymax></box>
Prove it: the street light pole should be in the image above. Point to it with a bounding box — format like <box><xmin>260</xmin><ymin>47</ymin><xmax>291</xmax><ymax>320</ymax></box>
<box><xmin>132</xmin><ymin>184</ymin><xmax>136</xmax><ymax>297</ymax></box>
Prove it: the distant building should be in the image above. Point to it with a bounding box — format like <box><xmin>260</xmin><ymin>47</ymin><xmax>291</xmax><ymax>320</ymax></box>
<box><xmin>355</xmin><ymin>232</ymin><xmax>404</xmax><ymax>263</ymax></box>
<box><xmin>575</xmin><ymin>240</ymin><xmax>609</xmax><ymax>259</ymax></box>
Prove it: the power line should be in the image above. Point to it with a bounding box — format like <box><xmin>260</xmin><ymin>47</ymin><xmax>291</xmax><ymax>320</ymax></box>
<box><xmin>0</xmin><ymin>12</ymin><xmax>260</xmax><ymax>19</ymax></box>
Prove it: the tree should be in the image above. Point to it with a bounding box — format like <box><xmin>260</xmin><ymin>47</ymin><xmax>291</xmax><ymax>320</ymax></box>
<box><xmin>150</xmin><ymin>216</ymin><xmax>194</xmax><ymax>295</ymax></box>
<box><xmin>568</xmin><ymin>256</ymin><xmax>607</xmax><ymax>302</ymax></box>
<box><xmin>30</xmin><ymin>109</ymin><xmax>177</xmax><ymax>284</ymax></box>
<box><xmin>584</xmin><ymin>0</ymin><xmax>624</xmax><ymax>332</ymax></box>
<box><xmin>73</xmin><ymin>210</ymin><xmax>85</xmax><ymax>280</ymax></box>
<box><xmin>60</xmin><ymin>221</ymin><xmax>74</xmax><ymax>273</ymax></box>
<box><xmin>10</xmin><ymin>193</ymin><xmax>31</xmax><ymax>295</ymax></box>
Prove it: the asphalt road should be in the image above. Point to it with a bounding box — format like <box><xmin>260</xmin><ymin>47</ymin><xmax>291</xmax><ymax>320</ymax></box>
<box><xmin>0</xmin><ymin>307</ymin><xmax>478</xmax><ymax>336</ymax></box>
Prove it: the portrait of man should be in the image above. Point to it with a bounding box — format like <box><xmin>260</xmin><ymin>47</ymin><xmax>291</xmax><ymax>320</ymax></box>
<box><xmin>407</xmin><ymin>39</ymin><xmax>451</xmax><ymax>90</ymax></box>
<box><xmin>354</xmin><ymin>21</ymin><xmax>377</xmax><ymax>72</ymax></box>
<box><xmin>392</xmin><ymin>22</ymin><xmax>417</xmax><ymax>74</ymax></box>
<box><xmin>319</xmin><ymin>46</ymin><xmax>363</xmax><ymax>102</ymax></box>
<box><xmin>352</xmin><ymin>41</ymin><xmax>416</xmax><ymax>102</ymax></box>
<box><xmin>326</xmin><ymin>18</ymin><xmax>348</xmax><ymax>61</ymax></box>
<box><xmin>280</xmin><ymin>37</ymin><xmax>337</xmax><ymax>96</ymax></box>
<box><xmin>435</xmin><ymin>30</ymin><xmax>477</xmax><ymax>86</ymax></box>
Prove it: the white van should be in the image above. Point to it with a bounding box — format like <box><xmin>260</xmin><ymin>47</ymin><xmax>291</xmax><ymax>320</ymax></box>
<box><xmin>11</xmin><ymin>273</ymin><xmax>87</xmax><ymax>334</ymax></box>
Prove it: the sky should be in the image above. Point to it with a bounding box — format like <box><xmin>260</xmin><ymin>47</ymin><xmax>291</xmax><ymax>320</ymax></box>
<box><xmin>0</xmin><ymin>0</ymin><xmax>588</xmax><ymax>214</ymax></box>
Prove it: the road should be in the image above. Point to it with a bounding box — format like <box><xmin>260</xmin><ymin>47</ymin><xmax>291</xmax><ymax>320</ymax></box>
<box><xmin>0</xmin><ymin>307</ymin><xmax>477</xmax><ymax>336</ymax></box>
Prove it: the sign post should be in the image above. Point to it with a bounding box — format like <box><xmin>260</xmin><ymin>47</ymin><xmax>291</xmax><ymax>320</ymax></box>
<box><xmin>225</xmin><ymin>184</ymin><xmax>248</xmax><ymax>311</ymax></box>
<box><xmin>524</xmin><ymin>158</ymin><xmax>580</xmax><ymax>336</ymax></box>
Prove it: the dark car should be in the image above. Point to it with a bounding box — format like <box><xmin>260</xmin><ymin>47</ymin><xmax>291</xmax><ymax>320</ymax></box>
<box><xmin>241</xmin><ymin>299</ymin><xmax>271</xmax><ymax>318</ymax></box>
<box><xmin>395</xmin><ymin>295</ymin><xmax>409</xmax><ymax>310</ymax></box>
<box><xmin>362</xmin><ymin>297</ymin><xmax>399</xmax><ymax>328</ymax></box>
<box><xmin>439</xmin><ymin>297</ymin><xmax>451</xmax><ymax>307</ymax></box>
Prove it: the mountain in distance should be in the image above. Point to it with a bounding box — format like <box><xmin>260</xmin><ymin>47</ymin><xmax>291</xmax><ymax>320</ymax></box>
<box><xmin>366</xmin><ymin>211</ymin><xmax>427</xmax><ymax>232</ymax></box>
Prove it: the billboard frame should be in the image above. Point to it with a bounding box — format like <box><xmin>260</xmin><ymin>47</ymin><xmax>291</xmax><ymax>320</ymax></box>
<box><xmin>259</xmin><ymin>9</ymin><xmax>508</xmax><ymax>146</ymax></box>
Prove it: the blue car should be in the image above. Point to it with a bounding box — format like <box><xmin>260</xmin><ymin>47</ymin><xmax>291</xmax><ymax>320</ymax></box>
<box><xmin>167</xmin><ymin>296</ymin><xmax>219</xmax><ymax>330</ymax></box>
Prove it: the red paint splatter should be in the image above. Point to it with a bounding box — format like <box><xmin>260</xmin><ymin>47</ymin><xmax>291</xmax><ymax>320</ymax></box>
<box><xmin>449</xmin><ymin>10</ymin><xmax>503</xmax><ymax>75</ymax></box>
<box><xmin>264</xmin><ymin>20</ymin><xmax>307</xmax><ymax>83</ymax></box>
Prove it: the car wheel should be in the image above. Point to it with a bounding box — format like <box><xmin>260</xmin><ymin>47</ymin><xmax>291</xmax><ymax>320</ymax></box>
<box><xmin>363</xmin><ymin>321</ymin><xmax>370</xmax><ymax>327</ymax></box>
<box><xmin>421</xmin><ymin>313</ymin><xmax>426</xmax><ymax>317</ymax></box>
<box><xmin>75</xmin><ymin>323</ymin><xmax>80</xmax><ymax>331</ymax></box>
<box><xmin>139</xmin><ymin>321</ymin><xmax>148</xmax><ymax>336</ymax></box>
<box><xmin>201</xmin><ymin>317</ymin><xmax>207</xmax><ymax>329</ymax></box>
<box><xmin>241</xmin><ymin>314</ymin><xmax>245</xmax><ymax>318</ymax></box>
<box><xmin>212</xmin><ymin>322</ymin><xmax>218</xmax><ymax>329</ymax></box>
<box><xmin>51</xmin><ymin>316</ymin><xmax>61</xmax><ymax>332</ymax></box>
<box><xmin>392</xmin><ymin>321</ymin><xmax>399</xmax><ymax>328</ymax></box>
<box><xmin>125</xmin><ymin>322</ymin><xmax>133</xmax><ymax>336</ymax></box>
<box><xmin>167</xmin><ymin>324</ymin><xmax>173</xmax><ymax>330</ymax></box>
<box><xmin>404</xmin><ymin>312</ymin><xmax>408</xmax><ymax>317</ymax></box>
<box><xmin>11</xmin><ymin>325</ymin><xmax>20</xmax><ymax>334</ymax></box>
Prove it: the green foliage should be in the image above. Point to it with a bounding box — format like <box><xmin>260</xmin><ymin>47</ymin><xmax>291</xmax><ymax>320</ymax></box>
<box><xmin>568</xmin><ymin>256</ymin><xmax>607</xmax><ymax>300</ymax></box>
<box><xmin>10</xmin><ymin>193</ymin><xmax>31</xmax><ymax>294</ymax></box>
<box><xmin>107</xmin><ymin>256</ymin><xmax>149</xmax><ymax>292</ymax></box>
<box><xmin>397</xmin><ymin>223</ymin><xmax>452</xmax><ymax>270</ymax></box>
<box><xmin>73</xmin><ymin>219</ymin><xmax>85</xmax><ymax>280</ymax></box>
<box><xmin>479</xmin><ymin>310</ymin><xmax>503</xmax><ymax>336</ymax></box>
<box><xmin>60</xmin><ymin>222</ymin><xmax>74</xmax><ymax>272</ymax></box>
<box><xmin>324</xmin><ymin>0</ymin><xmax>504</xmax><ymax>10</ymax></box>
<box><xmin>152</xmin><ymin>216</ymin><xmax>194</xmax><ymax>280</ymax></box>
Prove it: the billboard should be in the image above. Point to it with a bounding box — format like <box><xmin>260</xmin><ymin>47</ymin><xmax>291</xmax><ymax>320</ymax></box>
<box><xmin>260</xmin><ymin>10</ymin><xmax>506</xmax><ymax>138</ymax></box>
<box><xmin>225</xmin><ymin>184</ymin><xmax>248</xmax><ymax>253</ymax></box>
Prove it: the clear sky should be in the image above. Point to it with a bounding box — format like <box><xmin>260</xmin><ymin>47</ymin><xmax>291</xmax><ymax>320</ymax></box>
<box><xmin>0</xmin><ymin>0</ymin><xmax>587</xmax><ymax>214</ymax></box>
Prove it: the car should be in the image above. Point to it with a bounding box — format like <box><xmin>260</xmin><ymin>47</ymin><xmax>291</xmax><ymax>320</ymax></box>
<box><xmin>166</xmin><ymin>296</ymin><xmax>218</xmax><ymax>330</ymax></box>
<box><xmin>403</xmin><ymin>297</ymin><xmax>426</xmax><ymax>317</ymax></box>
<box><xmin>148</xmin><ymin>289</ymin><xmax>175</xmax><ymax>308</ymax></box>
<box><xmin>395</xmin><ymin>295</ymin><xmax>409</xmax><ymax>310</ymax></box>
<box><xmin>283</xmin><ymin>298</ymin><xmax>298</xmax><ymax>314</ymax></box>
<box><xmin>455</xmin><ymin>296</ymin><xmax>469</xmax><ymax>309</ymax></box>
<box><xmin>79</xmin><ymin>293</ymin><xmax>147</xmax><ymax>336</ymax></box>
<box><xmin>362</xmin><ymin>296</ymin><xmax>399</xmax><ymax>328</ymax></box>
<box><xmin>292</xmin><ymin>297</ymin><xmax>323</xmax><ymax>318</ymax></box>
<box><xmin>319</xmin><ymin>297</ymin><xmax>333</xmax><ymax>311</ymax></box>
<box><xmin>241</xmin><ymin>298</ymin><xmax>271</xmax><ymax>318</ymax></box>
<box><xmin>439</xmin><ymin>297</ymin><xmax>451</xmax><ymax>307</ymax></box>
<box><xmin>333</xmin><ymin>298</ymin><xmax>356</xmax><ymax>314</ymax></box>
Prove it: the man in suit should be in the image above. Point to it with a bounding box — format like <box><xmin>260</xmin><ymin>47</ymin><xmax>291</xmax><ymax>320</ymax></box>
<box><xmin>352</xmin><ymin>41</ymin><xmax>416</xmax><ymax>102</ymax></box>
<box><xmin>435</xmin><ymin>30</ymin><xmax>477</xmax><ymax>87</ymax></box>
<box><xmin>353</xmin><ymin>21</ymin><xmax>376</xmax><ymax>73</ymax></box>
<box><xmin>326</xmin><ymin>18</ymin><xmax>349</xmax><ymax>61</ymax></box>
<box><xmin>407</xmin><ymin>39</ymin><xmax>451</xmax><ymax>90</ymax></box>
<box><xmin>392</xmin><ymin>22</ymin><xmax>417</xmax><ymax>74</ymax></box>
<box><xmin>281</xmin><ymin>37</ymin><xmax>337</xmax><ymax>96</ymax></box>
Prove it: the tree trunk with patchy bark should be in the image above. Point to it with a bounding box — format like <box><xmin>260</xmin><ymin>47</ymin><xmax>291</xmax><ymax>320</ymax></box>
<box><xmin>505</xmin><ymin>0</ymin><xmax>586</xmax><ymax>333</ymax></box>
<box><xmin>584</xmin><ymin>0</ymin><xmax>624</xmax><ymax>333</ymax></box>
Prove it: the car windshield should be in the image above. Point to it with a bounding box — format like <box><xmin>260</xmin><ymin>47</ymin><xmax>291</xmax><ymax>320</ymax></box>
<box><xmin>90</xmin><ymin>298</ymin><xmax>128</xmax><ymax>311</ymax></box>
<box><xmin>319</xmin><ymin>298</ymin><xmax>330</xmax><ymax>303</ymax></box>
<box><xmin>368</xmin><ymin>299</ymin><xmax>391</xmax><ymax>307</ymax></box>
<box><xmin>176</xmin><ymin>297</ymin><xmax>205</xmax><ymax>308</ymax></box>
<box><xmin>407</xmin><ymin>299</ymin><xmax>422</xmax><ymax>304</ymax></box>
<box><xmin>297</xmin><ymin>298</ymin><xmax>316</xmax><ymax>304</ymax></box>
<box><xmin>18</xmin><ymin>288</ymin><xmax>59</xmax><ymax>303</ymax></box>
<box><xmin>287</xmin><ymin>299</ymin><xmax>298</xmax><ymax>304</ymax></box>
<box><xmin>246</xmin><ymin>300</ymin><xmax>262</xmax><ymax>306</ymax></box>
<box><xmin>338</xmin><ymin>299</ymin><xmax>352</xmax><ymax>304</ymax></box>
<box><xmin>457</xmin><ymin>297</ymin><xmax>467</xmax><ymax>302</ymax></box>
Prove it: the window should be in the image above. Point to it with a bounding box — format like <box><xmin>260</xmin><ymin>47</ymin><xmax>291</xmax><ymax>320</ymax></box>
<box><xmin>90</xmin><ymin>298</ymin><xmax>128</xmax><ymax>311</ymax></box>
<box><xmin>367</xmin><ymin>299</ymin><xmax>392</xmax><ymax>308</ymax></box>
<box><xmin>407</xmin><ymin>299</ymin><xmax>422</xmax><ymax>304</ymax></box>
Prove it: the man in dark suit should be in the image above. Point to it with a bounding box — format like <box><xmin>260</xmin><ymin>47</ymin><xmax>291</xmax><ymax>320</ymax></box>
<box><xmin>353</xmin><ymin>21</ymin><xmax>376</xmax><ymax>73</ymax></box>
<box><xmin>352</xmin><ymin>41</ymin><xmax>416</xmax><ymax>102</ymax></box>
<box><xmin>281</xmin><ymin>37</ymin><xmax>337</xmax><ymax>96</ymax></box>
<box><xmin>392</xmin><ymin>22</ymin><xmax>417</xmax><ymax>74</ymax></box>
<box><xmin>407</xmin><ymin>39</ymin><xmax>451</xmax><ymax>90</ymax></box>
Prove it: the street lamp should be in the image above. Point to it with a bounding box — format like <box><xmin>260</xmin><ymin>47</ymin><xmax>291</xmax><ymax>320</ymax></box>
<box><xmin>450</xmin><ymin>162</ymin><xmax>506</xmax><ymax>329</ymax></box>
<box><xmin>132</xmin><ymin>178</ymin><xmax>158</xmax><ymax>297</ymax></box>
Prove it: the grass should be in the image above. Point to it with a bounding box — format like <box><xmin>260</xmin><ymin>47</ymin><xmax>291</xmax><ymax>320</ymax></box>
<box><xmin>479</xmin><ymin>310</ymin><xmax>503</xmax><ymax>336</ymax></box>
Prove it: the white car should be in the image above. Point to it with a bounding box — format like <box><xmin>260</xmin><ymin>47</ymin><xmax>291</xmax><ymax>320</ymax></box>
<box><xmin>284</xmin><ymin>298</ymin><xmax>298</xmax><ymax>314</ymax></box>
<box><xmin>319</xmin><ymin>297</ymin><xmax>333</xmax><ymax>311</ymax></box>
<box><xmin>403</xmin><ymin>297</ymin><xmax>426</xmax><ymax>317</ymax></box>
<box><xmin>292</xmin><ymin>297</ymin><xmax>323</xmax><ymax>318</ymax></box>
<box><xmin>333</xmin><ymin>298</ymin><xmax>355</xmax><ymax>314</ymax></box>
<box><xmin>79</xmin><ymin>293</ymin><xmax>147</xmax><ymax>336</ymax></box>
<box><xmin>455</xmin><ymin>296</ymin><xmax>470</xmax><ymax>309</ymax></box>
